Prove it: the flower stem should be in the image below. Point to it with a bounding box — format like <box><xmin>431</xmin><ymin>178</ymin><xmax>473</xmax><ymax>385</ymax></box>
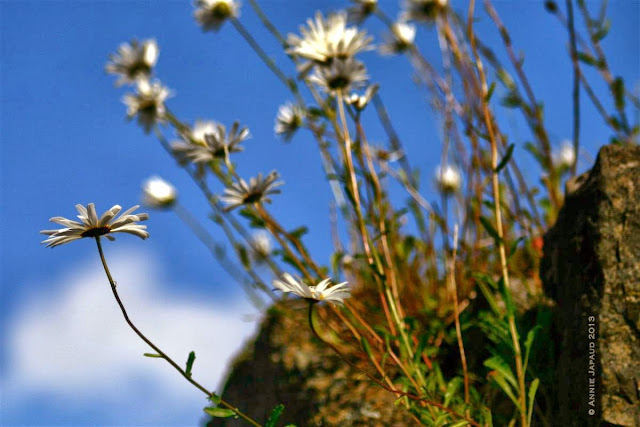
<box><xmin>94</xmin><ymin>237</ymin><xmax>262</xmax><ymax>427</ymax></box>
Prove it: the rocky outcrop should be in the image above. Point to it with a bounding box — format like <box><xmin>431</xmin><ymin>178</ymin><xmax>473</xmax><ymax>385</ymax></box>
<box><xmin>210</xmin><ymin>304</ymin><xmax>408</xmax><ymax>426</ymax></box>
<box><xmin>541</xmin><ymin>144</ymin><xmax>640</xmax><ymax>426</ymax></box>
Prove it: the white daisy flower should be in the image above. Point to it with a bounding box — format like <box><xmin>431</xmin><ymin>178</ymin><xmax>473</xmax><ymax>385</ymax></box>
<box><xmin>274</xmin><ymin>103</ymin><xmax>305</xmax><ymax>141</ymax></box>
<box><xmin>220</xmin><ymin>171</ymin><xmax>283</xmax><ymax>210</ymax></box>
<box><xmin>347</xmin><ymin>0</ymin><xmax>378</xmax><ymax>24</ymax></box>
<box><xmin>172</xmin><ymin>121</ymin><xmax>250</xmax><ymax>163</ymax></box>
<box><xmin>41</xmin><ymin>203</ymin><xmax>149</xmax><ymax>248</ymax></box>
<box><xmin>434</xmin><ymin>164</ymin><xmax>462</xmax><ymax>194</ymax></box>
<box><xmin>308</xmin><ymin>58</ymin><xmax>368</xmax><ymax>94</ymax></box>
<box><xmin>286</xmin><ymin>11</ymin><xmax>373</xmax><ymax>69</ymax></box>
<box><xmin>402</xmin><ymin>0</ymin><xmax>448</xmax><ymax>23</ymax></box>
<box><xmin>123</xmin><ymin>79</ymin><xmax>171</xmax><ymax>134</ymax></box>
<box><xmin>142</xmin><ymin>176</ymin><xmax>177</xmax><ymax>208</ymax></box>
<box><xmin>194</xmin><ymin>0</ymin><xmax>240</xmax><ymax>32</ymax></box>
<box><xmin>553</xmin><ymin>140</ymin><xmax>576</xmax><ymax>169</ymax></box>
<box><xmin>105</xmin><ymin>39</ymin><xmax>159</xmax><ymax>86</ymax></box>
<box><xmin>345</xmin><ymin>83</ymin><xmax>379</xmax><ymax>110</ymax></box>
<box><xmin>379</xmin><ymin>22</ymin><xmax>416</xmax><ymax>55</ymax></box>
<box><xmin>250</xmin><ymin>230</ymin><xmax>272</xmax><ymax>261</ymax></box>
<box><xmin>273</xmin><ymin>273</ymin><xmax>351</xmax><ymax>306</ymax></box>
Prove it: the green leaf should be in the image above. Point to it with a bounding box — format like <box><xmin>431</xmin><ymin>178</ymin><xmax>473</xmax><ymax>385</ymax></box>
<box><xmin>185</xmin><ymin>351</ymin><xmax>196</xmax><ymax>378</ymax></box>
<box><xmin>239</xmin><ymin>208</ymin><xmax>266</xmax><ymax>228</ymax></box>
<box><xmin>204</xmin><ymin>407</ymin><xmax>236</xmax><ymax>418</ymax></box>
<box><xmin>491</xmin><ymin>372</ymin><xmax>519</xmax><ymax>406</ymax></box>
<box><xmin>527</xmin><ymin>378</ymin><xmax>540</xmax><ymax>426</ymax></box>
<box><xmin>444</xmin><ymin>377</ymin><xmax>462</xmax><ymax>406</ymax></box>
<box><xmin>414</xmin><ymin>334</ymin><xmax>429</xmax><ymax>365</ymax></box>
<box><xmin>236</xmin><ymin>244</ymin><xmax>250</xmax><ymax>269</ymax></box>
<box><xmin>209</xmin><ymin>393</ymin><xmax>221</xmax><ymax>405</ymax></box>
<box><xmin>480</xmin><ymin>216</ymin><xmax>502</xmax><ymax>244</ymax></box>
<box><xmin>360</xmin><ymin>336</ymin><xmax>374</xmax><ymax>360</ymax></box>
<box><xmin>612</xmin><ymin>77</ymin><xmax>625</xmax><ymax>111</ymax></box>
<box><xmin>485</xmin><ymin>355</ymin><xmax>518</xmax><ymax>388</ymax></box>
<box><xmin>449</xmin><ymin>421</ymin><xmax>470</xmax><ymax>427</ymax></box>
<box><xmin>497</xmin><ymin>276</ymin><xmax>516</xmax><ymax>317</ymax></box>
<box><xmin>523</xmin><ymin>325</ymin><xmax>542</xmax><ymax>373</ymax></box>
<box><xmin>289</xmin><ymin>226</ymin><xmax>308</xmax><ymax>240</ymax></box>
<box><xmin>592</xmin><ymin>19</ymin><xmax>611</xmax><ymax>41</ymax></box>
<box><xmin>509</xmin><ymin>236</ymin><xmax>526</xmax><ymax>259</ymax></box>
<box><xmin>266</xmin><ymin>404</ymin><xmax>285</xmax><ymax>427</ymax></box>
<box><xmin>475</xmin><ymin>277</ymin><xmax>502</xmax><ymax>316</ymax></box>
<box><xmin>495</xmin><ymin>144</ymin><xmax>515</xmax><ymax>173</ymax></box>
<box><xmin>577</xmin><ymin>51</ymin><xmax>603</xmax><ymax>68</ymax></box>
<box><xmin>143</xmin><ymin>353</ymin><xmax>162</xmax><ymax>358</ymax></box>
<box><xmin>485</xmin><ymin>82</ymin><xmax>496</xmax><ymax>102</ymax></box>
<box><xmin>501</xmin><ymin>91</ymin><xmax>521</xmax><ymax>108</ymax></box>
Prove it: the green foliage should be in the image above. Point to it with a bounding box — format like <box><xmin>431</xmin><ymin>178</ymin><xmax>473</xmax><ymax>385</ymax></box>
<box><xmin>204</xmin><ymin>407</ymin><xmax>237</xmax><ymax>418</ymax></box>
<box><xmin>265</xmin><ymin>404</ymin><xmax>285</xmax><ymax>427</ymax></box>
<box><xmin>185</xmin><ymin>351</ymin><xmax>196</xmax><ymax>378</ymax></box>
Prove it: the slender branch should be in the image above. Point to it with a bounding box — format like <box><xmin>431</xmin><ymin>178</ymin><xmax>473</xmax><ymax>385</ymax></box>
<box><xmin>94</xmin><ymin>237</ymin><xmax>262</xmax><ymax>427</ymax></box>
<box><xmin>468</xmin><ymin>1</ymin><xmax>527</xmax><ymax>425</ymax></box>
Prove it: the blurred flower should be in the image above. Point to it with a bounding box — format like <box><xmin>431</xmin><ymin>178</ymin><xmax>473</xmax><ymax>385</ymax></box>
<box><xmin>172</xmin><ymin>121</ymin><xmax>249</xmax><ymax>163</ymax></box>
<box><xmin>308</xmin><ymin>58</ymin><xmax>368</xmax><ymax>94</ymax></box>
<box><xmin>554</xmin><ymin>140</ymin><xmax>576</xmax><ymax>169</ymax></box>
<box><xmin>194</xmin><ymin>0</ymin><xmax>239</xmax><ymax>32</ymax></box>
<box><xmin>434</xmin><ymin>164</ymin><xmax>462</xmax><ymax>194</ymax></box>
<box><xmin>189</xmin><ymin>120</ymin><xmax>220</xmax><ymax>146</ymax></box>
<box><xmin>273</xmin><ymin>273</ymin><xmax>351</xmax><ymax>306</ymax></box>
<box><xmin>402</xmin><ymin>0</ymin><xmax>448</xmax><ymax>22</ymax></box>
<box><xmin>142</xmin><ymin>176</ymin><xmax>177</xmax><ymax>208</ymax></box>
<box><xmin>123</xmin><ymin>79</ymin><xmax>171</xmax><ymax>133</ymax></box>
<box><xmin>250</xmin><ymin>230</ymin><xmax>272</xmax><ymax>261</ymax></box>
<box><xmin>379</xmin><ymin>22</ymin><xmax>416</xmax><ymax>55</ymax></box>
<box><xmin>347</xmin><ymin>0</ymin><xmax>378</xmax><ymax>23</ymax></box>
<box><xmin>221</xmin><ymin>171</ymin><xmax>283</xmax><ymax>210</ymax></box>
<box><xmin>274</xmin><ymin>103</ymin><xmax>305</xmax><ymax>141</ymax></box>
<box><xmin>106</xmin><ymin>39</ymin><xmax>159</xmax><ymax>86</ymax></box>
<box><xmin>41</xmin><ymin>203</ymin><xmax>149</xmax><ymax>248</ymax></box>
<box><xmin>346</xmin><ymin>83</ymin><xmax>379</xmax><ymax>110</ymax></box>
<box><xmin>287</xmin><ymin>11</ymin><xmax>373</xmax><ymax>73</ymax></box>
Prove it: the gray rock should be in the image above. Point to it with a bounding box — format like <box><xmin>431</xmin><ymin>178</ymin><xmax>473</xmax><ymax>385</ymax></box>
<box><xmin>541</xmin><ymin>144</ymin><xmax>640</xmax><ymax>426</ymax></box>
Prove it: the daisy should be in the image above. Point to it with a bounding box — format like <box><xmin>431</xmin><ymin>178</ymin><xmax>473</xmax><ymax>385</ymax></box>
<box><xmin>347</xmin><ymin>0</ymin><xmax>378</xmax><ymax>24</ymax></box>
<box><xmin>220</xmin><ymin>171</ymin><xmax>283</xmax><ymax>210</ymax></box>
<box><xmin>172</xmin><ymin>121</ymin><xmax>250</xmax><ymax>163</ymax></box>
<box><xmin>105</xmin><ymin>39</ymin><xmax>159</xmax><ymax>86</ymax></box>
<box><xmin>308</xmin><ymin>58</ymin><xmax>368</xmax><ymax>94</ymax></box>
<box><xmin>142</xmin><ymin>176</ymin><xmax>177</xmax><ymax>208</ymax></box>
<box><xmin>345</xmin><ymin>83</ymin><xmax>379</xmax><ymax>110</ymax></box>
<box><xmin>273</xmin><ymin>273</ymin><xmax>351</xmax><ymax>306</ymax></box>
<box><xmin>250</xmin><ymin>230</ymin><xmax>272</xmax><ymax>261</ymax></box>
<box><xmin>194</xmin><ymin>0</ymin><xmax>240</xmax><ymax>32</ymax></box>
<box><xmin>123</xmin><ymin>79</ymin><xmax>171</xmax><ymax>134</ymax></box>
<box><xmin>41</xmin><ymin>203</ymin><xmax>149</xmax><ymax>248</ymax></box>
<box><xmin>287</xmin><ymin>11</ymin><xmax>373</xmax><ymax>69</ymax></box>
<box><xmin>553</xmin><ymin>140</ymin><xmax>576</xmax><ymax>169</ymax></box>
<box><xmin>434</xmin><ymin>164</ymin><xmax>462</xmax><ymax>194</ymax></box>
<box><xmin>402</xmin><ymin>0</ymin><xmax>448</xmax><ymax>23</ymax></box>
<box><xmin>274</xmin><ymin>103</ymin><xmax>305</xmax><ymax>141</ymax></box>
<box><xmin>379</xmin><ymin>22</ymin><xmax>416</xmax><ymax>55</ymax></box>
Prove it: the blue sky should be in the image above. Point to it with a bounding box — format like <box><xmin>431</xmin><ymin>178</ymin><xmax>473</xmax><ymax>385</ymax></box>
<box><xmin>1</xmin><ymin>0</ymin><xmax>637</xmax><ymax>425</ymax></box>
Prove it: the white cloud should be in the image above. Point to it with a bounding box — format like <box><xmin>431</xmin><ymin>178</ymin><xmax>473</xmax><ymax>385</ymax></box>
<box><xmin>3</xmin><ymin>248</ymin><xmax>260</xmax><ymax>425</ymax></box>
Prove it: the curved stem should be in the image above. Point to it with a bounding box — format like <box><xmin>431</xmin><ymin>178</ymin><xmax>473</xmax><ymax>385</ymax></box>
<box><xmin>94</xmin><ymin>237</ymin><xmax>262</xmax><ymax>427</ymax></box>
<box><xmin>467</xmin><ymin>2</ymin><xmax>527</xmax><ymax>425</ymax></box>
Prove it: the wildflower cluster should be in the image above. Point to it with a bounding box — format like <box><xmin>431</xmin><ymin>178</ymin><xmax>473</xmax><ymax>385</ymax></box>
<box><xmin>287</xmin><ymin>11</ymin><xmax>373</xmax><ymax>94</ymax></box>
<box><xmin>41</xmin><ymin>0</ymin><xmax>634</xmax><ymax>425</ymax></box>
